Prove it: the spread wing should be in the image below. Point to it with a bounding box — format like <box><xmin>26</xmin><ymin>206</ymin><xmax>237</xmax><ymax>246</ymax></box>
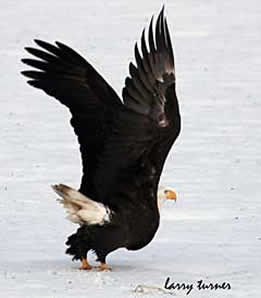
<box><xmin>21</xmin><ymin>7</ymin><xmax>181</xmax><ymax>205</ymax></box>
<box><xmin>21</xmin><ymin>40</ymin><xmax>123</xmax><ymax>198</ymax></box>
<box><xmin>93</xmin><ymin>8</ymin><xmax>181</xmax><ymax>202</ymax></box>
<box><xmin>123</xmin><ymin>7</ymin><xmax>176</xmax><ymax>125</ymax></box>
<box><xmin>123</xmin><ymin>7</ymin><xmax>180</xmax><ymax>176</ymax></box>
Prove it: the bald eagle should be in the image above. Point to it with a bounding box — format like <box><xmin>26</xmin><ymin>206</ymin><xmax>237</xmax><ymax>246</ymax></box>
<box><xmin>21</xmin><ymin>7</ymin><xmax>181</xmax><ymax>271</ymax></box>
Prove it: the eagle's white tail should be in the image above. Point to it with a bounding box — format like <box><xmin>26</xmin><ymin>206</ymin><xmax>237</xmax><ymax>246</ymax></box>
<box><xmin>52</xmin><ymin>184</ymin><xmax>111</xmax><ymax>225</ymax></box>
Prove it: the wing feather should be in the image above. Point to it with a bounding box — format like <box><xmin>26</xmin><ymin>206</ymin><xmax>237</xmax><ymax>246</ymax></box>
<box><xmin>123</xmin><ymin>6</ymin><xmax>176</xmax><ymax>129</ymax></box>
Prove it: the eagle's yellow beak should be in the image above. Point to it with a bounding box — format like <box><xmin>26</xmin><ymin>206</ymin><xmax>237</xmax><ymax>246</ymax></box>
<box><xmin>165</xmin><ymin>190</ymin><xmax>177</xmax><ymax>202</ymax></box>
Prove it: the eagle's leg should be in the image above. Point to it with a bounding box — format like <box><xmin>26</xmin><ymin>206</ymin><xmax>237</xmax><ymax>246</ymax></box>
<box><xmin>96</xmin><ymin>250</ymin><xmax>112</xmax><ymax>271</ymax></box>
<box><xmin>80</xmin><ymin>258</ymin><xmax>93</xmax><ymax>270</ymax></box>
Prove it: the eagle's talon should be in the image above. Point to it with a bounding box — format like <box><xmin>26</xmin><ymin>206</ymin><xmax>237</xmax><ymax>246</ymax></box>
<box><xmin>97</xmin><ymin>263</ymin><xmax>112</xmax><ymax>271</ymax></box>
<box><xmin>79</xmin><ymin>258</ymin><xmax>93</xmax><ymax>270</ymax></box>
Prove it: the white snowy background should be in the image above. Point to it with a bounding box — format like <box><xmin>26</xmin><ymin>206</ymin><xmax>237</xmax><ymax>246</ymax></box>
<box><xmin>1</xmin><ymin>0</ymin><xmax>260</xmax><ymax>297</ymax></box>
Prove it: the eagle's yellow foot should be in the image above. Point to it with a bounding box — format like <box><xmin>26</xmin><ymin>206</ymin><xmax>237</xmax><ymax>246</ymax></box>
<box><xmin>79</xmin><ymin>258</ymin><xmax>93</xmax><ymax>270</ymax></box>
<box><xmin>97</xmin><ymin>263</ymin><xmax>112</xmax><ymax>271</ymax></box>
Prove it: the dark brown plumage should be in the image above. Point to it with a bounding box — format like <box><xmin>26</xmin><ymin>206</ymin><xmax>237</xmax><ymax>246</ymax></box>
<box><xmin>21</xmin><ymin>7</ymin><xmax>181</xmax><ymax>270</ymax></box>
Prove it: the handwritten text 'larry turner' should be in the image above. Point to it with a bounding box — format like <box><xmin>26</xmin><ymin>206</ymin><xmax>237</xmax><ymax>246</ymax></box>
<box><xmin>164</xmin><ymin>277</ymin><xmax>231</xmax><ymax>295</ymax></box>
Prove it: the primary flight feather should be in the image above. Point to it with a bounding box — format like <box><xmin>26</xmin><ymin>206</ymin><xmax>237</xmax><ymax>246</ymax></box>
<box><xmin>22</xmin><ymin>7</ymin><xmax>181</xmax><ymax>271</ymax></box>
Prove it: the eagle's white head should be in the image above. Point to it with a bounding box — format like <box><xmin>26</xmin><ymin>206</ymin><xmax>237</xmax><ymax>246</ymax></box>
<box><xmin>157</xmin><ymin>187</ymin><xmax>177</xmax><ymax>211</ymax></box>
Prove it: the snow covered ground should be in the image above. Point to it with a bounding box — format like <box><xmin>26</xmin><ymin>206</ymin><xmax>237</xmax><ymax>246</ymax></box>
<box><xmin>1</xmin><ymin>0</ymin><xmax>261</xmax><ymax>297</ymax></box>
